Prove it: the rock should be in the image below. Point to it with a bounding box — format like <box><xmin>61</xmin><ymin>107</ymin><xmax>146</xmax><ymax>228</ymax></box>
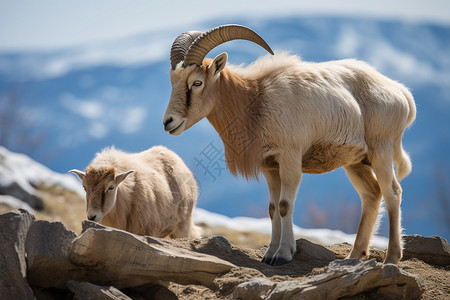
<box><xmin>81</xmin><ymin>220</ymin><xmax>108</xmax><ymax>233</ymax></box>
<box><xmin>296</xmin><ymin>238</ymin><xmax>336</xmax><ymax>262</ymax></box>
<box><xmin>0</xmin><ymin>180</ymin><xmax>43</xmax><ymax>209</ymax></box>
<box><xmin>0</xmin><ymin>209</ymin><xmax>35</xmax><ymax>299</ymax></box>
<box><xmin>0</xmin><ymin>146</ymin><xmax>44</xmax><ymax>209</ymax></box>
<box><xmin>70</xmin><ymin>228</ymin><xmax>235</xmax><ymax>288</ymax></box>
<box><xmin>122</xmin><ymin>283</ymin><xmax>178</xmax><ymax>300</ymax></box>
<box><xmin>402</xmin><ymin>234</ymin><xmax>450</xmax><ymax>266</ymax></box>
<box><xmin>208</xmin><ymin>235</ymin><xmax>233</xmax><ymax>250</ymax></box>
<box><xmin>233</xmin><ymin>278</ymin><xmax>275</xmax><ymax>300</ymax></box>
<box><xmin>0</xmin><ymin>195</ymin><xmax>35</xmax><ymax>213</ymax></box>
<box><xmin>26</xmin><ymin>220</ymin><xmax>82</xmax><ymax>288</ymax></box>
<box><xmin>260</xmin><ymin>259</ymin><xmax>424</xmax><ymax>299</ymax></box>
<box><xmin>67</xmin><ymin>281</ymin><xmax>132</xmax><ymax>300</ymax></box>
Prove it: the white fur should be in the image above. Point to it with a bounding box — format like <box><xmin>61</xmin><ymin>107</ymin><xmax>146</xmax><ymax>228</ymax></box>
<box><xmin>70</xmin><ymin>146</ymin><xmax>201</xmax><ymax>238</ymax></box>
<box><xmin>164</xmin><ymin>51</ymin><xmax>416</xmax><ymax>264</ymax></box>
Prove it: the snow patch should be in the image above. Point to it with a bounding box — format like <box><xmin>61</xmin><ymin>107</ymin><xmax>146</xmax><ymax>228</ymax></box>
<box><xmin>0</xmin><ymin>146</ymin><xmax>84</xmax><ymax>196</ymax></box>
<box><xmin>193</xmin><ymin>207</ymin><xmax>389</xmax><ymax>249</ymax></box>
<box><xmin>0</xmin><ymin>195</ymin><xmax>35</xmax><ymax>214</ymax></box>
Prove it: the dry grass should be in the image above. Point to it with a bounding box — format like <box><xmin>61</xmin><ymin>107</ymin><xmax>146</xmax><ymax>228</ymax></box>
<box><xmin>34</xmin><ymin>184</ymin><xmax>86</xmax><ymax>234</ymax></box>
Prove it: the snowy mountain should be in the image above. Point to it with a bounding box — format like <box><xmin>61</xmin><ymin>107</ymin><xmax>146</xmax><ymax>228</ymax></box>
<box><xmin>0</xmin><ymin>16</ymin><xmax>449</xmax><ymax>239</ymax></box>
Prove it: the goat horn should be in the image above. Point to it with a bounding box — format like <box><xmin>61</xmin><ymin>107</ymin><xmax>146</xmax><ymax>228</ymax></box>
<box><xmin>183</xmin><ymin>24</ymin><xmax>274</xmax><ymax>67</ymax></box>
<box><xmin>170</xmin><ymin>31</ymin><xmax>203</xmax><ymax>70</ymax></box>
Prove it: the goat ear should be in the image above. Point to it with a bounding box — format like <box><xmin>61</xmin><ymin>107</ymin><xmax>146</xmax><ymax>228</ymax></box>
<box><xmin>69</xmin><ymin>169</ymin><xmax>85</xmax><ymax>181</ymax></box>
<box><xmin>209</xmin><ymin>52</ymin><xmax>228</xmax><ymax>76</ymax></box>
<box><xmin>115</xmin><ymin>170</ymin><xmax>135</xmax><ymax>185</ymax></box>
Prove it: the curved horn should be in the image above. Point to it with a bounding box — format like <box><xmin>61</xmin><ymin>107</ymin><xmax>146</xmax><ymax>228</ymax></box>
<box><xmin>183</xmin><ymin>24</ymin><xmax>274</xmax><ymax>67</ymax></box>
<box><xmin>170</xmin><ymin>31</ymin><xmax>203</xmax><ymax>70</ymax></box>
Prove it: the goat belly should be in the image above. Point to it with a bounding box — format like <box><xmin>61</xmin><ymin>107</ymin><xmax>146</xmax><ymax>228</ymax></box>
<box><xmin>301</xmin><ymin>142</ymin><xmax>367</xmax><ymax>174</ymax></box>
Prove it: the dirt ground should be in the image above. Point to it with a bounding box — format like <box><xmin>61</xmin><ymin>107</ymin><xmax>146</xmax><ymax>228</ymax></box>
<box><xmin>164</xmin><ymin>235</ymin><xmax>450</xmax><ymax>299</ymax></box>
<box><xmin>1</xmin><ymin>186</ymin><xmax>449</xmax><ymax>299</ymax></box>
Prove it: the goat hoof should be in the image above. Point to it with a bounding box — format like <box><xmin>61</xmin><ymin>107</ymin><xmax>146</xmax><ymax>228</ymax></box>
<box><xmin>261</xmin><ymin>255</ymin><xmax>273</xmax><ymax>265</ymax></box>
<box><xmin>271</xmin><ymin>256</ymin><xmax>289</xmax><ymax>266</ymax></box>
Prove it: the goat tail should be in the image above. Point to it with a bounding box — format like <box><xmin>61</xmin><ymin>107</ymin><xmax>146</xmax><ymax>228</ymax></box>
<box><xmin>402</xmin><ymin>87</ymin><xmax>416</xmax><ymax>128</ymax></box>
<box><xmin>394</xmin><ymin>140</ymin><xmax>412</xmax><ymax>181</ymax></box>
<box><xmin>393</xmin><ymin>87</ymin><xmax>415</xmax><ymax>181</ymax></box>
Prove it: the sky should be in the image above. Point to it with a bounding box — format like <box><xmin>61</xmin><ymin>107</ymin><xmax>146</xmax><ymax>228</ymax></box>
<box><xmin>1</xmin><ymin>0</ymin><xmax>450</xmax><ymax>51</ymax></box>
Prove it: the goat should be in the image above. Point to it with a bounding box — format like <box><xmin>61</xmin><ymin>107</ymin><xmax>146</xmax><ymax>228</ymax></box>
<box><xmin>69</xmin><ymin>146</ymin><xmax>201</xmax><ymax>238</ymax></box>
<box><xmin>163</xmin><ymin>25</ymin><xmax>416</xmax><ymax>265</ymax></box>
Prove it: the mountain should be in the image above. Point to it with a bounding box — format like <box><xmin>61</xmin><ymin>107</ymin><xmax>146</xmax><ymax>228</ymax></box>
<box><xmin>0</xmin><ymin>16</ymin><xmax>449</xmax><ymax>239</ymax></box>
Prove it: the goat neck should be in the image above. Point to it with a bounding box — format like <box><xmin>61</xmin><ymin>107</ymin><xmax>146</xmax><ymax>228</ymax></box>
<box><xmin>206</xmin><ymin>67</ymin><xmax>264</xmax><ymax>180</ymax></box>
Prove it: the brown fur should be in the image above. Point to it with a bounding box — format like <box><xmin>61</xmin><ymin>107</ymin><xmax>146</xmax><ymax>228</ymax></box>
<box><xmin>269</xmin><ymin>203</ymin><xmax>275</xmax><ymax>219</ymax></box>
<box><xmin>279</xmin><ymin>200</ymin><xmax>289</xmax><ymax>217</ymax></box>
<box><xmin>205</xmin><ymin>63</ymin><xmax>265</xmax><ymax>179</ymax></box>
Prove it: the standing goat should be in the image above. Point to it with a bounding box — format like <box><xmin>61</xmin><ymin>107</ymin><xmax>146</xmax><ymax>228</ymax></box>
<box><xmin>163</xmin><ymin>25</ymin><xmax>416</xmax><ymax>265</ymax></box>
<box><xmin>69</xmin><ymin>146</ymin><xmax>200</xmax><ymax>238</ymax></box>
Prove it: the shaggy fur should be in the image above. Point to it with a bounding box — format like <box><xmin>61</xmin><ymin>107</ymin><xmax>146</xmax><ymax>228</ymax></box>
<box><xmin>70</xmin><ymin>146</ymin><xmax>200</xmax><ymax>238</ymax></box>
<box><xmin>163</xmin><ymin>52</ymin><xmax>416</xmax><ymax>265</ymax></box>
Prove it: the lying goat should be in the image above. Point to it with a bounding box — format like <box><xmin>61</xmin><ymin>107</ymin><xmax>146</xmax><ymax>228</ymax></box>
<box><xmin>163</xmin><ymin>24</ymin><xmax>416</xmax><ymax>265</ymax></box>
<box><xmin>70</xmin><ymin>146</ymin><xmax>200</xmax><ymax>238</ymax></box>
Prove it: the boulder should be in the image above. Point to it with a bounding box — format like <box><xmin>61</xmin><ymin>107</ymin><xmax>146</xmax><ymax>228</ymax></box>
<box><xmin>296</xmin><ymin>238</ymin><xmax>336</xmax><ymax>262</ymax></box>
<box><xmin>81</xmin><ymin>219</ymin><xmax>108</xmax><ymax>233</ymax></box>
<box><xmin>237</xmin><ymin>259</ymin><xmax>424</xmax><ymax>300</ymax></box>
<box><xmin>70</xmin><ymin>228</ymin><xmax>235</xmax><ymax>288</ymax></box>
<box><xmin>0</xmin><ymin>195</ymin><xmax>35</xmax><ymax>213</ymax></box>
<box><xmin>402</xmin><ymin>234</ymin><xmax>450</xmax><ymax>266</ymax></box>
<box><xmin>0</xmin><ymin>180</ymin><xmax>43</xmax><ymax>209</ymax></box>
<box><xmin>0</xmin><ymin>146</ymin><xmax>44</xmax><ymax>209</ymax></box>
<box><xmin>26</xmin><ymin>220</ymin><xmax>82</xmax><ymax>288</ymax></box>
<box><xmin>0</xmin><ymin>209</ymin><xmax>35</xmax><ymax>299</ymax></box>
<box><xmin>233</xmin><ymin>278</ymin><xmax>275</xmax><ymax>300</ymax></box>
<box><xmin>67</xmin><ymin>281</ymin><xmax>132</xmax><ymax>300</ymax></box>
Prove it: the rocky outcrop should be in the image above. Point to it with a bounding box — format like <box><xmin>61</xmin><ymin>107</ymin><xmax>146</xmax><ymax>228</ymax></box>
<box><xmin>0</xmin><ymin>209</ymin><xmax>35</xmax><ymax>300</ymax></box>
<box><xmin>67</xmin><ymin>281</ymin><xmax>133</xmax><ymax>300</ymax></box>
<box><xmin>0</xmin><ymin>147</ymin><xmax>43</xmax><ymax>209</ymax></box>
<box><xmin>1</xmin><ymin>210</ymin><xmax>234</xmax><ymax>298</ymax></box>
<box><xmin>70</xmin><ymin>227</ymin><xmax>235</xmax><ymax>288</ymax></box>
<box><xmin>296</xmin><ymin>238</ymin><xmax>336</xmax><ymax>262</ymax></box>
<box><xmin>0</xmin><ymin>179</ymin><xmax>43</xmax><ymax>209</ymax></box>
<box><xmin>0</xmin><ymin>210</ymin><xmax>440</xmax><ymax>299</ymax></box>
<box><xmin>26</xmin><ymin>220</ymin><xmax>82</xmax><ymax>288</ymax></box>
<box><xmin>0</xmin><ymin>146</ymin><xmax>83</xmax><ymax>210</ymax></box>
<box><xmin>403</xmin><ymin>234</ymin><xmax>450</xmax><ymax>266</ymax></box>
<box><xmin>234</xmin><ymin>259</ymin><xmax>424</xmax><ymax>300</ymax></box>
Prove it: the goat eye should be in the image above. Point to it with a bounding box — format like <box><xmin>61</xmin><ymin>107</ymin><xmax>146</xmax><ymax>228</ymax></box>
<box><xmin>108</xmin><ymin>186</ymin><xmax>114</xmax><ymax>190</ymax></box>
<box><xmin>192</xmin><ymin>80</ymin><xmax>202</xmax><ymax>87</ymax></box>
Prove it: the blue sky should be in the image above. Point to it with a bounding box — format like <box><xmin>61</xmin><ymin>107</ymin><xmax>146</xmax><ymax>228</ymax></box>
<box><xmin>1</xmin><ymin>0</ymin><xmax>449</xmax><ymax>51</ymax></box>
